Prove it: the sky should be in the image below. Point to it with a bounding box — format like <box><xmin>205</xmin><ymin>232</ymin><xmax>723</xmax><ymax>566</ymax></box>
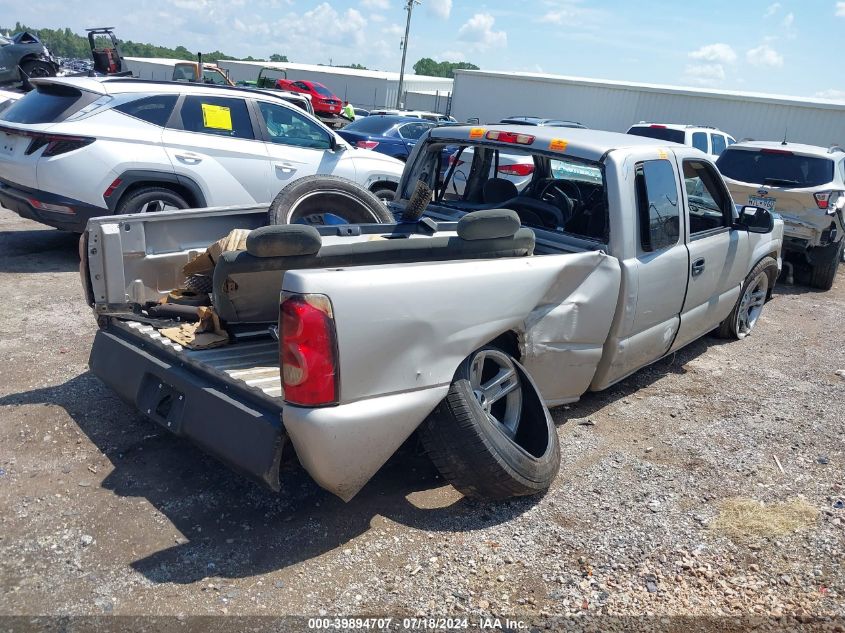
<box><xmin>1</xmin><ymin>0</ymin><xmax>842</xmax><ymax>100</ymax></box>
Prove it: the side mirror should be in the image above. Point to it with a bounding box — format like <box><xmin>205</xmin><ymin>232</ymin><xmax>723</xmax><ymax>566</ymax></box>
<box><xmin>735</xmin><ymin>205</ymin><xmax>774</xmax><ymax>233</ymax></box>
<box><xmin>329</xmin><ymin>134</ymin><xmax>345</xmax><ymax>152</ymax></box>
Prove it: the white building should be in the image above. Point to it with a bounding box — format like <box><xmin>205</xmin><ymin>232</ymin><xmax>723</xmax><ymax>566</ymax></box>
<box><xmin>218</xmin><ymin>60</ymin><xmax>453</xmax><ymax>112</ymax></box>
<box><xmin>451</xmin><ymin>69</ymin><xmax>845</xmax><ymax>147</ymax></box>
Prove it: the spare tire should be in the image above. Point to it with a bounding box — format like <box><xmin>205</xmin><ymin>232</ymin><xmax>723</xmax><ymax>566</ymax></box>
<box><xmin>419</xmin><ymin>345</ymin><xmax>560</xmax><ymax>500</ymax></box>
<box><xmin>267</xmin><ymin>175</ymin><xmax>394</xmax><ymax>226</ymax></box>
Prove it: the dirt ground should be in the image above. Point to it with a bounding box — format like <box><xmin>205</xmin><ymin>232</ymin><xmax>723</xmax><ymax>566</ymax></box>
<box><xmin>0</xmin><ymin>207</ymin><xmax>843</xmax><ymax>623</ymax></box>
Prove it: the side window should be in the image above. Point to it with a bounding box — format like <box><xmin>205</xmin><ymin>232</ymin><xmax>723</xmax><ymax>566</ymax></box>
<box><xmin>178</xmin><ymin>96</ymin><xmax>254</xmax><ymax>140</ymax></box>
<box><xmin>202</xmin><ymin>69</ymin><xmax>228</xmax><ymax>85</ymax></box>
<box><xmin>294</xmin><ymin>81</ymin><xmax>309</xmax><ymax>91</ymax></box>
<box><xmin>172</xmin><ymin>65</ymin><xmax>196</xmax><ymax>82</ymax></box>
<box><xmin>397</xmin><ymin>122</ymin><xmax>433</xmax><ymax>140</ymax></box>
<box><xmin>635</xmin><ymin>159</ymin><xmax>681</xmax><ymax>252</ymax></box>
<box><xmin>683</xmin><ymin>160</ymin><xmax>732</xmax><ymax>235</ymax></box>
<box><xmin>727</xmin><ymin>136</ymin><xmax>736</xmax><ymax>146</ymax></box>
<box><xmin>692</xmin><ymin>132</ymin><xmax>709</xmax><ymax>153</ymax></box>
<box><xmin>115</xmin><ymin>95</ymin><xmax>177</xmax><ymax>127</ymax></box>
<box><xmin>257</xmin><ymin>101</ymin><xmax>331</xmax><ymax>149</ymax></box>
<box><xmin>711</xmin><ymin>134</ymin><xmax>727</xmax><ymax>156</ymax></box>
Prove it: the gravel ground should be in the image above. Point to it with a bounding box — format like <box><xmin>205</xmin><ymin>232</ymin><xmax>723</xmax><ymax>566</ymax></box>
<box><xmin>0</xmin><ymin>207</ymin><xmax>843</xmax><ymax>624</ymax></box>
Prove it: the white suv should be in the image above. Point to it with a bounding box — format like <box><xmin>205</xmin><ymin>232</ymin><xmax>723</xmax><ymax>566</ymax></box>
<box><xmin>0</xmin><ymin>77</ymin><xmax>403</xmax><ymax>232</ymax></box>
<box><xmin>627</xmin><ymin>123</ymin><xmax>736</xmax><ymax>157</ymax></box>
<box><xmin>717</xmin><ymin>141</ymin><xmax>845</xmax><ymax>289</ymax></box>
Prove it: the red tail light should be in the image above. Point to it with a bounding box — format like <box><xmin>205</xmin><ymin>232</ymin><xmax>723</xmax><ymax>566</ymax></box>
<box><xmin>761</xmin><ymin>148</ymin><xmax>793</xmax><ymax>156</ymax></box>
<box><xmin>650</xmin><ymin>124</ymin><xmax>667</xmax><ymax>129</ymax></box>
<box><xmin>814</xmin><ymin>191</ymin><xmax>832</xmax><ymax>209</ymax></box>
<box><xmin>356</xmin><ymin>140</ymin><xmax>379</xmax><ymax>150</ymax></box>
<box><xmin>448</xmin><ymin>154</ymin><xmax>464</xmax><ymax>167</ymax></box>
<box><xmin>23</xmin><ymin>132</ymin><xmax>95</xmax><ymax>157</ymax></box>
<box><xmin>485</xmin><ymin>130</ymin><xmax>535</xmax><ymax>145</ymax></box>
<box><xmin>280</xmin><ymin>294</ymin><xmax>338</xmax><ymax>407</ymax></box>
<box><xmin>497</xmin><ymin>163</ymin><xmax>534</xmax><ymax>176</ymax></box>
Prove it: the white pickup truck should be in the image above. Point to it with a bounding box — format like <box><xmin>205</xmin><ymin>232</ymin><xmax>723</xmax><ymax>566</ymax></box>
<box><xmin>82</xmin><ymin>125</ymin><xmax>784</xmax><ymax>501</ymax></box>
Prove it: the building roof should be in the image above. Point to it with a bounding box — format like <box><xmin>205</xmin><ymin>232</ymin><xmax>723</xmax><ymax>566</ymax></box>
<box><xmin>454</xmin><ymin>69</ymin><xmax>845</xmax><ymax>112</ymax></box>
<box><xmin>221</xmin><ymin>60</ymin><xmax>453</xmax><ymax>84</ymax></box>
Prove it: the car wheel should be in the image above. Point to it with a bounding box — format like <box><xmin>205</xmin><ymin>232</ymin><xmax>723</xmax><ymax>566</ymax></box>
<box><xmin>19</xmin><ymin>59</ymin><xmax>56</xmax><ymax>79</ymax></box>
<box><xmin>717</xmin><ymin>256</ymin><xmax>777</xmax><ymax>339</ymax></box>
<box><xmin>116</xmin><ymin>187</ymin><xmax>190</xmax><ymax>215</ymax></box>
<box><xmin>267</xmin><ymin>175</ymin><xmax>394</xmax><ymax>225</ymax></box>
<box><xmin>371</xmin><ymin>187</ymin><xmax>396</xmax><ymax>204</ymax></box>
<box><xmin>809</xmin><ymin>240</ymin><xmax>843</xmax><ymax>291</ymax></box>
<box><xmin>419</xmin><ymin>345</ymin><xmax>561</xmax><ymax>500</ymax></box>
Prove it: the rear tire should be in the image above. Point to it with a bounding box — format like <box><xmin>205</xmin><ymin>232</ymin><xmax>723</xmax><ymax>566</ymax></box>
<box><xmin>19</xmin><ymin>59</ymin><xmax>56</xmax><ymax>80</ymax></box>
<box><xmin>717</xmin><ymin>257</ymin><xmax>777</xmax><ymax>339</ymax></box>
<box><xmin>371</xmin><ymin>187</ymin><xmax>396</xmax><ymax>204</ymax></box>
<box><xmin>809</xmin><ymin>241</ymin><xmax>843</xmax><ymax>291</ymax></box>
<box><xmin>267</xmin><ymin>175</ymin><xmax>394</xmax><ymax>225</ymax></box>
<box><xmin>419</xmin><ymin>345</ymin><xmax>560</xmax><ymax>500</ymax></box>
<box><xmin>116</xmin><ymin>187</ymin><xmax>190</xmax><ymax>215</ymax></box>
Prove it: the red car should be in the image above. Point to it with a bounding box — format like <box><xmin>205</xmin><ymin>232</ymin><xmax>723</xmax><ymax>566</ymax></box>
<box><xmin>274</xmin><ymin>79</ymin><xmax>342</xmax><ymax>115</ymax></box>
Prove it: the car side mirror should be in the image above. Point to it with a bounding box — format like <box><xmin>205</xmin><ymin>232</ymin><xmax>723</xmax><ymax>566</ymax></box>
<box><xmin>329</xmin><ymin>135</ymin><xmax>344</xmax><ymax>152</ymax></box>
<box><xmin>735</xmin><ymin>205</ymin><xmax>774</xmax><ymax>233</ymax></box>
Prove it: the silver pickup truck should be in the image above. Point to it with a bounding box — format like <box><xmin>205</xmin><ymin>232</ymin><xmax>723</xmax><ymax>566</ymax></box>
<box><xmin>82</xmin><ymin>125</ymin><xmax>783</xmax><ymax>501</ymax></box>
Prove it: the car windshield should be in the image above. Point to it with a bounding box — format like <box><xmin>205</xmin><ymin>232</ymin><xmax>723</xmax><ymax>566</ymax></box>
<box><xmin>407</xmin><ymin>140</ymin><xmax>608</xmax><ymax>242</ymax></box>
<box><xmin>0</xmin><ymin>84</ymin><xmax>98</xmax><ymax>124</ymax></box>
<box><xmin>717</xmin><ymin>149</ymin><xmax>835</xmax><ymax>187</ymax></box>
<box><xmin>627</xmin><ymin>126</ymin><xmax>685</xmax><ymax>144</ymax></box>
<box><xmin>312</xmin><ymin>83</ymin><xmax>333</xmax><ymax>98</ymax></box>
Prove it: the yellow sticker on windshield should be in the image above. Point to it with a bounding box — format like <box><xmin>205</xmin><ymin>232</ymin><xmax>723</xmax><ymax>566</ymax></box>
<box><xmin>658</xmin><ymin>149</ymin><xmax>668</xmax><ymax>159</ymax></box>
<box><xmin>469</xmin><ymin>127</ymin><xmax>485</xmax><ymax>139</ymax></box>
<box><xmin>550</xmin><ymin>138</ymin><xmax>568</xmax><ymax>151</ymax></box>
<box><xmin>201</xmin><ymin>103</ymin><xmax>233</xmax><ymax>131</ymax></box>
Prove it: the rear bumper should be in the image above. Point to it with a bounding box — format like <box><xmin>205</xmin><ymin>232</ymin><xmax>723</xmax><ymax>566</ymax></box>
<box><xmin>0</xmin><ymin>177</ymin><xmax>108</xmax><ymax>232</ymax></box>
<box><xmin>89</xmin><ymin>328</ymin><xmax>286</xmax><ymax>490</ymax></box>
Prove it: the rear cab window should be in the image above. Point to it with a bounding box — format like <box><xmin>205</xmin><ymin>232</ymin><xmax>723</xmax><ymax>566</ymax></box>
<box><xmin>716</xmin><ymin>148</ymin><xmax>835</xmax><ymax>187</ymax></box>
<box><xmin>710</xmin><ymin>134</ymin><xmax>727</xmax><ymax>156</ymax></box>
<box><xmin>115</xmin><ymin>95</ymin><xmax>177</xmax><ymax>127</ymax></box>
<box><xmin>176</xmin><ymin>95</ymin><xmax>255</xmax><ymax>140</ymax></box>
<box><xmin>0</xmin><ymin>84</ymin><xmax>99</xmax><ymax>124</ymax></box>
<box><xmin>627</xmin><ymin>126</ymin><xmax>685</xmax><ymax>144</ymax></box>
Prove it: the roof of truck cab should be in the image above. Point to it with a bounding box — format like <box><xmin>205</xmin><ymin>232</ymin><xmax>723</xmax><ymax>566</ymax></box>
<box><xmin>428</xmin><ymin>125</ymin><xmax>681</xmax><ymax>162</ymax></box>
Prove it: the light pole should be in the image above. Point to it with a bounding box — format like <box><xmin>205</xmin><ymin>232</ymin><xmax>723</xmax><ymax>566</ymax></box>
<box><xmin>396</xmin><ymin>0</ymin><xmax>420</xmax><ymax>109</ymax></box>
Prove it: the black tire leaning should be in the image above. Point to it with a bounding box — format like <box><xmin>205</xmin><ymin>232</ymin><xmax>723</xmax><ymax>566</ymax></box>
<box><xmin>371</xmin><ymin>187</ymin><xmax>396</xmax><ymax>204</ymax></box>
<box><xmin>20</xmin><ymin>59</ymin><xmax>56</xmax><ymax>79</ymax></box>
<box><xmin>717</xmin><ymin>256</ymin><xmax>777</xmax><ymax>339</ymax></box>
<box><xmin>809</xmin><ymin>240</ymin><xmax>843</xmax><ymax>291</ymax></box>
<box><xmin>267</xmin><ymin>175</ymin><xmax>394</xmax><ymax>225</ymax></box>
<box><xmin>116</xmin><ymin>187</ymin><xmax>189</xmax><ymax>215</ymax></box>
<box><xmin>418</xmin><ymin>345</ymin><xmax>561</xmax><ymax>500</ymax></box>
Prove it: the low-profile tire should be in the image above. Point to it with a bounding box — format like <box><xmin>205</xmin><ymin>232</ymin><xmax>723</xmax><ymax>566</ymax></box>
<box><xmin>20</xmin><ymin>59</ymin><xmax>56</xmax><ymax>79</ymax></box>
<box><xmin>419</xmin><ymin>345</ymin><xmax>561</xmax><ymax>500</ymax></box>
<box><xmin>809</xmin><ymin>241</ymin><xmax>843</xmax><ymax>291</ymax></box>
<box><xmin>717</xmin><ymin>256</ymin><xmax>777</xmax><ymax>339</ymax></box>
<box><xmin>116</xmin><ymin>187</ymin><xmax>190</xmax><ymax>215</ymax></box>
<box><xmin>267</xmin><ymin>175</ymin><xmax>394</xmax><ymax>226</ymax></box>
<box><xmin>371</xmin><ymin>187</ymin><xmax>396</xmax><ymax>204</ymax></box>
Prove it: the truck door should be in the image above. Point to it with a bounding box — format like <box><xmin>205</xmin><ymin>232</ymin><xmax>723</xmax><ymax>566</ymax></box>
<box><xmin>671</xmin><ymin>157</ymin><xmax>749</xmax><ymax>351</ymax></box>
<box><xmin>162</xmin><ymin>94</ymin><xmax>270</xmax><ymax>205</ymax></box>
<box><xmin>254</xmin><ymin>100</ymin><xmax>351</xmax><ymax>197</ymax></box>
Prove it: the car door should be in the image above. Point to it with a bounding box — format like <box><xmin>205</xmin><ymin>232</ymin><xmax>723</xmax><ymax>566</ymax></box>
<box><xmin>255</xmin><ymin>99</ymin><xmax>350</xmax><ymax>195</ymax></box>
<box><xmin>0</xmin><ymin>41</ymin><xmax>16</xmax><ymax>83</ymax></box>
<box><xmin>670</xmin><ymin>156</ymin><xmax>750</xmax><ymax>351</ymax></box>
<box><xmin>396</xmin><ymin>121</ymin><xmax>435</xmax><ymax>159</ymax></box>
<box><xmin>162</xmin><ymin>94</ymin><xmax>270</xmax><ymax>205</ymax></box>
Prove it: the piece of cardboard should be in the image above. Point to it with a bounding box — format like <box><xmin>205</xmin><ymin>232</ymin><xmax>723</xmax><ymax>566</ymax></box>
<box><xmin>160</xmin><ymin>306</ymin><xmax>229</xmax><ymax>350</ymax></box>
<box><xmin>182</xmin><ymin>228</ymin><xmax>251</xmax><ymax>276</ymax></box>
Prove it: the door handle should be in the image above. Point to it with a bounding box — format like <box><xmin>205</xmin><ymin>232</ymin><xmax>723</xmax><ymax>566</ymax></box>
<box><xmin>174</xmin><ymin>152</ymin><xmax>202</xmax><ymax>164</ymax></box>
<box><xmin>275</xmin><ymin>162</ymin><xmax>296</xmax><ymax>173</ymax></box>
<box><xmin>691</xmin><ymin>257</ymin><xmax>706</xmax><ymax>277</ymax></box>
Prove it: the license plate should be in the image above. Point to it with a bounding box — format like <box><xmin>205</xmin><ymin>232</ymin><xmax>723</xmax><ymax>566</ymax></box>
<box><xmin>748</xmin><ymin>195</ymin><xmax>776</xmax><ymax>211</ymax></box>
<box><xmin>0</xmin><ymin>132</ymin><xmax>15</xmax><ymax>156</ymax></box>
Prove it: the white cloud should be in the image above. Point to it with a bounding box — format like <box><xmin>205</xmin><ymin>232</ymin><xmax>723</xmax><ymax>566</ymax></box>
<box><xmin>427</xmin><ymin>0</ymin><xmax>452</xmax><ymax>19</ymax></box>
<box><xmin>438</xmin><ymin>50</ymin><xmax>466</xmax><ymax>62</ymax></box>
<box><xmin>370</xmin><ymin>13</ymin><xmax>386</xmax><ymax>22</ymax></box>
<box><xmin>383</xmin><ymin>23</ymin><xmax>404</xmax><ymax>37</ymax></box>
<box><xmin>837</xmin><ymin>2</ymin><xmax>845</xmax><ymax>16</ymax></box>
<box><xmin>689</xmin><ymin>43</ymin><xmax>737</xmax><ymax>64</ymax></box>
<box><xmin>764</xmin><ymin>2</ymin><xmax>781</xmax><ymax>17</ymax></box>
<box><xmin>746</xmin><ymin>44</ymin><xmax>784</xmax><ymax>67</ymax></box>
<box><xmin>782</xmin><ymin>12</ymin><xmax>794</xmax><ymax>27</ymax></box>
<box><xmin>815</xmin><ymin>89</ymin><xmax>845</xmax><ymax>100</ymax></box>
<box><xmin>683</xmin><ymin>63</ymin><xmax>726</xmax><ymax>86</ymax></box>
<box><xmin>458</xmin><ymin>13</ymin><xmax>507</xmax><ymax>50</ymax></box>
<box><xmin>361</xmin><ymin>0</ymin><xmax>389</xmax><ymax>8</ymax></box>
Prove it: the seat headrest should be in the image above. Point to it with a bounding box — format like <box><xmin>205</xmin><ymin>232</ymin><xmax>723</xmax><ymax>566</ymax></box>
<box><xmin>246</xmin><ymin>224</ymin><xmax>322</xmax><ymax>258</ymax></box>
<box><xmin>482</xmin><ymin>178</ymin><xmax>518</xmax><ymax>204</ymax></box>
<box><xmin>457</xmin><ymin>209</ymin><xmax>522</xmax><ymax>241</ymax></box>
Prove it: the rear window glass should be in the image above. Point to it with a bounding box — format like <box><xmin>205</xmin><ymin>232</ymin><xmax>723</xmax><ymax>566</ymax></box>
<box><xmin>717</xmin><ymin>149</ymin><xmax>835</xmax><ymax>187</ymax></box>
<box><xmin>343</xmin><ymin>116</ymin><xmax>398</xmax><ymax>134</ymax></box>
<box><xmin>177</xmin><ymin>95</ymin><xmax>254</xmax><ymax>140</ymax></box>
<box><xmin>398</xmin><ymin>122</ymin><xmax>435</xmax><ymax>140</ymax></box>
<box><xmin>312</xmin><ymin>83</ymin><xmax>333</xmax><ymax>98</ymax></box>
<box><xmin>115</xmin><ymin>95</ymin><xmax>177</xmax><ymax>127</ymax></box>
<box><xmin>627</xmin><ymin>126</ymin><xmax>685</xmax><ymax>144</ymax></box>
<box><xmin>0</xmin><ymin>84</ymin><xmax>98</xmax><ymax>124</ymax></box>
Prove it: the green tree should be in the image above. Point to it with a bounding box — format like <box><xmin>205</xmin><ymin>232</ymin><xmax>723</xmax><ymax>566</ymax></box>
<box><xmin>412</xmin><ymin>57</ymin><xmax>479</xmax><ymax>78</ymax></box>
<box><xmin>269</xmin><ymin>53</ymin><xmax>289</xmax><ymax>62</ymax></box>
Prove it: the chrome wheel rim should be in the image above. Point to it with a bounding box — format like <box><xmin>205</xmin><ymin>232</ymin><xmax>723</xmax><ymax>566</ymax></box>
<box><xmin>469</xmin><ymin>349</ymin><xmax>523</xmax><ymax>440</ymax></box>
<box><xmin>736</xmin><ymin>271</ymin><xmax>768</xmax><ymax>336</ymax></box>
<box><xmin>139</xmin><ymin>200</ymin><xmax>179</xmax><ymax>213</ymax></box>
<box><xmin>286</xmin><ymin>189</ymin><xmax>380</xmax><ymax>224</ymax></box>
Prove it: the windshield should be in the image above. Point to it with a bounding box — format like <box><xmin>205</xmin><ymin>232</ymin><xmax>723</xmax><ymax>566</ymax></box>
<box><xmin>312</xmin><ymin>83</ymin><xmax>334</xmax><ymax>98</ymax></box>
<box><xmin>407</xmin><ymin>140</ymin><xmax>608</xmax><ymax>242</ymax></box>
<box><xmin>627</xmin><ymin>126</ymin><xmax>685</xmax><ymax>144</ymax></box>
<box><xmin>717</xmin><ymin>149</ymin><xmax>835</xmax><ymax>187</ymax></box>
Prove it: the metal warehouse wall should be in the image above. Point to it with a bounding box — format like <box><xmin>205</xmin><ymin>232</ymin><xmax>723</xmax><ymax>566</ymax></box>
<box><xmin>219</xmin><ymin>61</ymin><xmax>452</xmax><ymax>111</ymax></box>
<box><xmin>451</xmin><ymin>71</ymin><xmax>845</xmax><ymax>147</ymax></box>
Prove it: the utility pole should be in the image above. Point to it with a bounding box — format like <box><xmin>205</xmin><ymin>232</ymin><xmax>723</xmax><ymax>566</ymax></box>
<box><xmin>396</xmin><ymin>0</ymin><xmax>420</xmax><ymax>109</ymax></box>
